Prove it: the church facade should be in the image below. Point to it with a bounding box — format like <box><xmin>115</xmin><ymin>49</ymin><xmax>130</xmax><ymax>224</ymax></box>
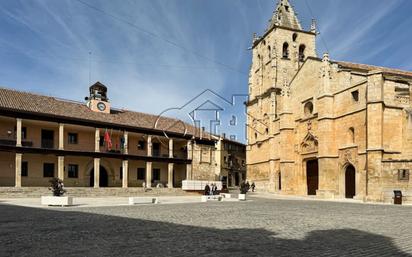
<box><xmin>246</xmin><ymin>0</ymin><xmax>412</xmax><ymax>202</ymax></box>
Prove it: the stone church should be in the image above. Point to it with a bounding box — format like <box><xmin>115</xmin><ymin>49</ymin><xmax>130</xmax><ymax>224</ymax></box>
<box><xmin>246</xmin><ymin>0</ymin><xmax>412</xmax><ymax>202</ymax></box>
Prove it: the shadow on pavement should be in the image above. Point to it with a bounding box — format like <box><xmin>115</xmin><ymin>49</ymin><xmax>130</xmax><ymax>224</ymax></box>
<box><xmin>0</xmin><ymin>204</ymin><xmax>409</xmax><ymax>257</ymax></box>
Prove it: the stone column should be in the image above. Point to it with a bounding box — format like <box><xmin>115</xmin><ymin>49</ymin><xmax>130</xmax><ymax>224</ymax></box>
<box><xmin>94</xmin><ymin>158</ymin><xmax>100</xmax><ymax>188</ymax></box>
<box><xmin>122</xmin><ymin>160</ymin><xmax>129</xmax><ymax>188</ymax></box>
<box><xmin>169</xmin><ymin>138</ymin><xmax>173</xmax><ymax>158</ymax></box>
<box><xmin>58</xmin><ymin>156</ymin><xmax>65</xmax><ymax>180</ymax></box>
<box><xmin>168</xmin><ymin>163</ymin><xmax>174</xmax><ymax>188</ymax></box>
<box><xmin>186</xmin><ymin>140</ymin><xmax>193</xmax><ymax>180</ymax></box>
<box><xmin>147</xmin><ymin>135</ymin><xmax>152</xmax><ymax>157</ymax></box>
<box><xmin>95</xmin><ymin>128</ymin><xmax>100</xmax><ymax>152</ymax></box>
<box><xmin>123</xmin><ymin>131</ymin><xmax>128</xmax><ymax>154</ymax></box>
<box><xmin>146</xmin><ymin>161</ymin><xmax>152</xmax><ymax>188</ymax></box>
<box><xmin>15</xmin><ymin>153</ymin><xmax>22</xmax><ymax>187</ymax></box>
<box><xmin>16</xmin><ymin>118</ymin><xmax>22</xmax><ymax>147</ymax></box>
<box><xmin>58</xmin><ymin>123</ymin><xmax>64</xmax><ymax>150</ymax></box>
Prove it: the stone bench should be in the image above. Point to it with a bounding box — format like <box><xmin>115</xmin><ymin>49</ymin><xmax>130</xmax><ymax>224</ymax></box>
<box><xmin>201</xmin><ymin>195</ymin><xmax>223</xmax><ymax>202</ymax></box>
<box><xmin>220</xmin><ymin>193</ymin><xmax>233</xmax><ymax>198</ymax></box>
<box><xmin>129</xmin><ymin>197</ymin><xmax>158</xmax><ymax>205</ymax></box>
<box><xmin>41</xmin><ymin>196</ymin><xmax>73</xmax><ymax>206</ymax></box>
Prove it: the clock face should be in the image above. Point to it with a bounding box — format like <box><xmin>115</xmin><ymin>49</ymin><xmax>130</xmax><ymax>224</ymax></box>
<box><xmin>97</xmin><ymin>102</ymin><xmax>106</xmax><ymax>111</ymax></box>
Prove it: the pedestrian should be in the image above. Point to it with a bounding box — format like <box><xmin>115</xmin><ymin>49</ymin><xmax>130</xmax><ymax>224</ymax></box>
<box><xmin>204</xmin><ymin>184</ymin><xmax>210</xmax><ymax>195</ymax></box>
<box><xmin>251</xmin><ymin>182</ymin><xmax>256</xmax><ymax>192</ymax></box>
<box><xmin>246</xmin><ymin>181</ymin><xmax>250</xmax><ymax>192</ymax></box>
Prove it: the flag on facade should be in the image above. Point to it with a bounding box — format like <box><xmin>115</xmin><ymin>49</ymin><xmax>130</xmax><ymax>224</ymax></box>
<box><xmin>104</xmin><ymin>130</ymin><xmax>112</xmax><ymax>150</ymax></box>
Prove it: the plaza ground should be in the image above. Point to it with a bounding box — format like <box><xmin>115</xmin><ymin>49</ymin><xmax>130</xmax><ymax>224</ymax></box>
<box><xmin>1</xmin><ymin>195</ymin><xmax>412</xmax><ymax>256</ymax></box>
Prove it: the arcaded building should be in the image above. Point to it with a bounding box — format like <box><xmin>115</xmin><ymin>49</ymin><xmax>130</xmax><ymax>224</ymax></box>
<box><xmin>246</xmin><ymin>0</ymin><xmax>412</xmax><ymax>201</ymax></box>
<box><xmin>0</xmin><ymin>82</ymin><xmax>221</xmax><ymax>189</ymax></box>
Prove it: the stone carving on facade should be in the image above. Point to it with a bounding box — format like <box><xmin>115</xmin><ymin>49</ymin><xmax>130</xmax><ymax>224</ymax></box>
<box><xmin>300</xmin><ymin>132</ymin><xmax>318</xmax><ymax>154</ymax></box>
<box><xmin>339</xmin><ymin>148</ymin><xmax>357</xmax><ymax>166</ymax></box>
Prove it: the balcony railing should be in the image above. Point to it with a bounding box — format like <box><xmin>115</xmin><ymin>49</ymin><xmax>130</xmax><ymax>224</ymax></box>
<box><xmin>41</xmin><ymin>139</ymin><xmax>54</xmax><ymax>149</ymax></box>
<box><xmin>0</xmin><ymin>139</ymin><xmax>33</xmax><ymax>147</ymax></box>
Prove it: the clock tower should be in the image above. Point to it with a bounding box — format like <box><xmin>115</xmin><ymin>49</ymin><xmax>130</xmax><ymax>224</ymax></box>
<box><xmin>86</xmin><ymin>82</ymin><xmax>111</xmax><ymax>114</ymax></box>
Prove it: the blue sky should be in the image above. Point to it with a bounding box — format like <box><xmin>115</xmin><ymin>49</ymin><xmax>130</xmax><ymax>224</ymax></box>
<box><xmin>0</xmin><ymin>0</ymin><xmax>412</xmax><ymax>139</ymax></box>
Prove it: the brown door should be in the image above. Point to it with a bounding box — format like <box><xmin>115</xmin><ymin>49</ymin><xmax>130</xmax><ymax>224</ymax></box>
<box><xmin>345</xmin><ymin>165</ymin><xmax>356</xmax><ymax>198</ymax></box>
<box><xmin>306</xmin><ymin>160</ymin><xmax>318</xmax><ymax>195</ymax></box>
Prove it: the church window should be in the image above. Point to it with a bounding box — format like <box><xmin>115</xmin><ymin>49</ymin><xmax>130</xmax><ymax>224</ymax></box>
<box><xmin>254</xmin><ymin>133</ymin><xmax>258</xmax><ymax>140</ymax></box>
<box><xmin>292</xmin><ymin>33</ymin><xmax>298</xmax><ymax>42</ymax></box>
<box><xmin>282</xmin><ymin>42</ymin><xmax>289</xmax><ymax>59</ymax></box>
<box><xmin>304</xmin><ymin>101</ymin><xmax>314</xmax><ymax>116</ymax></box>
<box><xmin>265</xmin><ymin>128</ymin><xmax>269</xmax><ymax>135</ymax></box>
<box><xmin>299</xmin><ymin>44</ymin><xmax>306</xmax><ymax>62</ymax></box>
<box><xmin>351</xmin><ymin>90</ymin><xmax>359</xmax><ymax>102</ymax></box>
<box><xmin>285</xmin><ymin>5</ymin><xmax>289</xmax><ymax>12</ymax></box>
<box><xmin>268</xmin><ymin>46</ymin><xmax>271</xmax><ymax>59</ymax></box>
<box><xmin>348</xmin><ymin>127</ymin><xmax>355</xmax><ymax>144</ymax></box>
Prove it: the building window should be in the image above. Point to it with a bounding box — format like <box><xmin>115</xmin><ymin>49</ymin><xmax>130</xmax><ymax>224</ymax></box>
<box><xmin>224</xmin><ymin>156</ymin><xmax>227</xmax><ymax>163</ymax></box>
<box><xmin>137</xmin><ymin>140</ymin><xmax>145</xmax><ymax>150</ymax></box>
<box><xmin>120</xmin><ymin>166</ymin><xmax>123</xmax><ymax>179</ymax></box>
<box><xmin>152</xmin><ymin>169</ymin><xmax>161</xmax><ymax>181</ymax></box>
<box><xmin>304</xmin><ymin>101</ymin><xmax>314</xmax><ymax>116</ymax></box>
<box><xmin>299</xmin><ymin>45</ymin><xmax>306</xmax><ymax>62</ymax></box>
<box><xmin>43</xmin><ymin>163</ymin><xmax>54</xmax><ymax>177</ymax></box>
<box><xmin>282</xmin><ymin>42</ymin><xmax>289</xmax><ymax>59</ymax></box>
<box><xmin>351</xmin><ymin>90</ymin><xmax>359</xmax><ymax>102</ymax></box>
<box><xmin>68</xmin><ymin>133</ymin><xmax>78</xmax><ymax>144</ymax></box>
<box><xmin>68</xmin><ymin>164</ymin><xmax>79</xmax><ymax>178</ymax></box>
<box><xmin>292</xmin><ymin>33</ymin><xmax>298</xmax><ymax>42</ymax></box>
<box><xmin>137</xmin><ymin>168</ymin><xmax>146</xmax><ymax>180</ymax></box>
<box><xmin>230</xmin><ymin>115</ymin><xmax>237</xmax><ymax>126</ymax></box>
<box><xmin>268</xmin><ymin>46</ymin><xmax>272</xmax><ymax>59</ymax></box>
<box><xmin>349</xmin><ymin>127</ymin><xmax>355</xmax><ymax>144</ymax></box>
<box><xmin>398</xmin><ymin>169</ymin><xmax>410</xmax><ymax>181</ymax></box>
<box><xmin>99</xmin><ymin>136</ymin><xmax>104</xmax><ymax>147</ymax></box>
<box><xmin>22</xmin><ymin>161</ymin><xmax>28</xmax><ymax>177</ymax></box>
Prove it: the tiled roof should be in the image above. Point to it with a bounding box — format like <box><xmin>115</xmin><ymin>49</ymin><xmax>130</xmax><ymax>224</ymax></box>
<box><xmin>335</xmin><ymin>61</ymin><xmax>412</xmax><ymax>78</ymax></box>
<box><xmin>0</xmin><ymin>87</ymin><xmax>201</xmax><ymax>138</ymax></box>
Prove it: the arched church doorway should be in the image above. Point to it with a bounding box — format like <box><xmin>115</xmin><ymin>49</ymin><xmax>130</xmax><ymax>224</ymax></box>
<box><xmin>90</xmin><ymin>166</ymin><xmax>109</xmax><ymax>187</ymax></box>
<box><xmin>306</xmin><ymin>159</ymin><xmax>318</xmax><ymax>195</ymax></box>
<box><xmin>345</xmin><ymin>165</ymin><xmax>356</xmax><ymax>198</ymax></box>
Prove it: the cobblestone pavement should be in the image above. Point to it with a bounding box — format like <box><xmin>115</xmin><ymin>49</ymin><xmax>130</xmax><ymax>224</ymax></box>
<box><xmin>1</xmin><ymin>197</ymin><xmax>412</xmax><ymax>257</ymax></box>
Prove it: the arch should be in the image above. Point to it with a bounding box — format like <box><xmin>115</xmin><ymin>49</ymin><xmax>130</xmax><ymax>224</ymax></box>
<box><xmin>292</xmin><ymin>33</ymin><xmax>298</xmax><ymax>42</ymax></box>
<box><xmin>304</xmin><ymin>101</ymin><xmax>314</xmax><ymax>116</ymax></box>
<box><xmin>282</xmin><ymin>42</ymin><xmax>289</xmax><ymax>59</ymax></box>
<box><xmin>299</xmin><ymin>44</ymin><xmax>306</xmax><ymax>62</ymax></box>
<box><xmin>90</xmin><ymin>166</ymin><xmax>109</xmax><ymax>187</ymax></box>
<box><xmin>345</xmin><ymin>164</ymin><xmax>356</xmax><ymax>198</ymax></box>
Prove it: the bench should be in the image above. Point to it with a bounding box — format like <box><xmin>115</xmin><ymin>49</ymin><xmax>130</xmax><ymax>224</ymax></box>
<box><xmin>129</xmin><ymin>197</ymin><xmax>158</xmax><ymax>205</ymax></box>
<box><xmin>201</xmin><ymin>195</ymin><xmax>223</xmax><ymax>202</ymax></box>
<box><xmin>220</xmin><ymin>193</ymin><xmax>233</xmax><ymax>199</ymax></box>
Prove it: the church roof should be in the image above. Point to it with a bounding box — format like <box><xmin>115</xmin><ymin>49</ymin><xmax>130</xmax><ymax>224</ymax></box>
<box><xmin>268</xmin><ymin>0</ymin><xmax>302</xmax><ymax>31</ymax></box>
<box><xmin>334</xmin><ymin>61</ymin><xmax>412</xmax><ymax>78</ymax></box>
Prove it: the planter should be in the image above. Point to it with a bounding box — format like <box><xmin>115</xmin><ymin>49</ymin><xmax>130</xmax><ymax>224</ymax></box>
<box><xmin>238</xmin><ymin>194</ymin><xmax>246</xmax><ymax>201</ymax></box>
<box><xmin>41</xmin><ymin>196</ymin><xmax>73</xmax><ymax>206</ymax></box>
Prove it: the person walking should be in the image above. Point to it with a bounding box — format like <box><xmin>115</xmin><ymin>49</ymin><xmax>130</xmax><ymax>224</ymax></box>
<box><xmin>246</xmin><ymin>181</ymin><xmax>250</xmax><ymax>192</ymax></box>
<box><xmin>251</xmin><ymin>182</ymin><xmax>256</xmax><ymax>192</ymax></box>
<box><xmin>204</xmin><ymin>184</ymin><xmax>210</xmax><ymax>196</ymax></box>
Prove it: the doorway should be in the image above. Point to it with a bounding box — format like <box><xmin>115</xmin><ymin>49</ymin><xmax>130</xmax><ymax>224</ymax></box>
<box><xmin>306</xmin><ymin>159</ymin><xmax>319</xmax><ymax>195</ymax></box>
<box><xmin>90</xmin><ymin>166</ymin><xmax>109</xmax><ymax>187</ymax></box>
<box><xmin>345</xmin><ymin>165</ymin><xmax>356</xmax><ymax>198</ymax></box>
<box><xmin>41</xmin><ymin>130</ymin><xmax>54</xmax><ymax>148</ymax></box>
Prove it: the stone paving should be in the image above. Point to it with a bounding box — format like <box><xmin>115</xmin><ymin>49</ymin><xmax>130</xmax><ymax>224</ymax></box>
<box><xmin>1</xmin><ymin>196</ymin><xmax>412</xmax><ymax>256</ymax></box>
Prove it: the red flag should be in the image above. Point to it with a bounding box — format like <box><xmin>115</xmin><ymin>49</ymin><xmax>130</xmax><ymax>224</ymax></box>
<box><xmin>104</xmin><ymin>131</ymin><xmax>112</xmax><ymax>151</ymax></box>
